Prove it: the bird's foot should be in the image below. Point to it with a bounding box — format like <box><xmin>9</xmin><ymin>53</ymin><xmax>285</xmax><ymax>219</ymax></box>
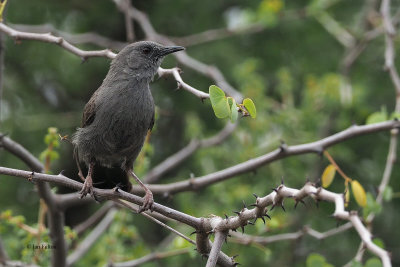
<box><xmin>79</xmin><ymin>176</ymin><xmax>98</xmax><ymax>201</ymax></box>
<box><xmin>138</xmin><ymin>191</ymin><xmax>154</xmax><ymax>213</ymax></box>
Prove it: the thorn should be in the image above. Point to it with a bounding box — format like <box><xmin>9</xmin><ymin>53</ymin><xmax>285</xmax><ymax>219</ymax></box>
<box><xmin>261</xmin><ymin>216</ymin><xmax>266</xmax><ymax>224</ymax></box>
<box><xmin>252</xmin><ymin>193</ymin><xmax>258</xmax><ymax>199</ymax></box>
<box><xmin>281</xmin><ymin>176</ymin><xmax>284</xmax><ymax>185</ymax></box>
<box><xmin>242</xmin><ymin>200</ymin><xmax>247</xmax><ymax>209</ymax></box>
<box><xmin>190</xmin><ymin>231</ymin><xmax>197</xmax><ymax>236</ymax></box>
<box><xmin>206</xmin><ymin>230</ymin><xmax>214</xmax><ymax>235</ymax></box>
<box><xmin>200</xmin><ymin>97</ymin><xmax>206</xmax><ymax>103</ymax></box>
<box><xmin>58</xmin><ymin>170</ymin><xmax>66</xmax><ymax>176</ymax></box>
<box><xmin>264</xmin><ymin>213</ymin><xmax>271</xmax><ymax>220</ymax></box>
<box><xmin>281</xmin><ymin>203</ymin><xmax>286</xmax><ymax>212</ymax></box>
<box><xmin>241</xmin><ymin>226</ymin><xmax>245</xmax><ymax>234</ymax></box>
<box><xmin>270</xmin><ymin>205</ymin><xmax>275</xmax><ymax>211</ymax></box>
<box><xmin>232</xmin><ymin>254</ymin><xmax>239</xmax><ymax>259</ymax></box>
<box><xmin>315</xmin><ymin>200</ymin><xmax>319</xmax><ymax>209</ymax></box>
<box><xmin>113</xmin><ymin>187</ymin><xmax>119</xmax><ymax>192</ymax></box>
<box><xmin>28</xmin><ymin>171</ymin><xmax>35</xmax><ymax>182</ymax></box>
<box><xmin>225</xmin><ymin>214</ymin><xmax>229</xmax><ymax>220</ymax></box>
<box><xmin>294</xmin><ymin>201</ymin><xmax>299</xmax><ymax>209</ymax></box>
<box><xmin>233</xmin><ymin>211</ymin><xmax>241</xmax><ymax>216</ymax></box>
<box><xmin>272</xmin><ymin>188</ymin><xmax>278</xmax><ymax>193</ymax></box>
<box><xmin>249</xmin><ymin>204</ymin><xmax>257</xmax><ymax>207</ymax></box>
<box><xmin>248</xmin><ymin>221</ymin><xmax>255</xmax><ymax>225</ymax></box>
<box><xmin>234</xmin><ymin>263</ymin><xmax>241</xmax><ymax>266</ymax></box>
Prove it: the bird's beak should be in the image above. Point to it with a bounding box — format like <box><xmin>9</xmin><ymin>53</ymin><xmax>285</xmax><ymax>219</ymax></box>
<box><xmin>160</xmin><ymin>45</ymin><xmax>185</xmax><ymax>56</ymax></box>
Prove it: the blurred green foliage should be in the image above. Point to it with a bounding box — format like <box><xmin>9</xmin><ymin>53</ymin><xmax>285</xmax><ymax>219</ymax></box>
<box><xmin>1</xmin><ymin>0</ymin><xmax>400</xmax><ymax>266</ymax></box>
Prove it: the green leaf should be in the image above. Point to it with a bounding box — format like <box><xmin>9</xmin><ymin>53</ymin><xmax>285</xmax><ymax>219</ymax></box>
<box><xmin>383</xmin><ymin>186</ymin><xmax>393</xmax><ymax>202</ymax></box>
<box><xmin>363</xmin><ymin>193</ymin><xmax>382</xmax><ymax>219</ymax></box>
<box><xmin>366</xmin><ymin>108</ymin><xmax>387</xmax><ymax>125</ymax></box>
<box><xmin>230</xmin><ymin>98</ymin><xmax>238</xmax><ymax>123</ymax></box>
<box><xmin>243</xmin><ymin>98</ymin><xmax>257</xmax><ymax>118</ymax></box>
<box><xmin>390</xmin><ymin>112</ymin><xmax>400</xmax><ymax>120</ymax></box>
<box><xmin>321</xmin><ymin>164</ymin><xmax>336</xmax><ymax>188</ymax></box>
<box><xmin>365</xmin><ymin>258</ymin><xmax>383</xmax><ymax>267</ymax></box>
<box><xmin>306</xmin><ymin>253</ymin><xmax>331</xmax><ymax>267</ymax></box>
<box><xmin>209</xmin><ymin>85</ymin><xmax>230</xmax><ymax>118</ymax></box>
<box><xmin>372</xmin><ymin>238</ymin><xmax>385</xmax><ymax>249</ymax></box>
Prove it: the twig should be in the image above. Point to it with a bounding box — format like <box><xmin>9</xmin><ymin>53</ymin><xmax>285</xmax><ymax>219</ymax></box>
<box><xmin>109</xmin><ymin>248</ymin><xmax>190</xmax><ymax>267</ymax></box>
<box><xmin>205</xmin><ymin>231</ymin><xmax>228</xmax><ymax>267</ymax></box>
<box><xmin>67</xmin><ymin>208</ymin><xmax>118</xmax><ymax>266</ymax></box>
<box><xmin>114</xmin><ymin>199</ymin><xmax>196</xmax><ymax>245</ymax></box>
<box><xmin>0</xmin><ymin>23</ymin><xmax>116</xmax><ymax>60</ymax></box>
<box><xmin>9</xmin><ymin>23</ymin><xmax>126</xmax><ymax>50</ymax></box>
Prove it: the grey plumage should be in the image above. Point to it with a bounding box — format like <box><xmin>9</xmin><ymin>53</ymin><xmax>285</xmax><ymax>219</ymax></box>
<box><xmin>72</xmin><ymin>41</ymin><xmax>184</xmax><ymax>211</ymax></box>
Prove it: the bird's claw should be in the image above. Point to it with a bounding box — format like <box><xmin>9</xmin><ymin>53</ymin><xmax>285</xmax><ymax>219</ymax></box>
<box><xmin>138</xmin><ymin>191</ymin><xmax>154</xmax><ymax>213</ymax></box>
<box><xmin>79</xmin><ymin>178</ymin><xmax>98</xmax><ymax>201</ymax></box>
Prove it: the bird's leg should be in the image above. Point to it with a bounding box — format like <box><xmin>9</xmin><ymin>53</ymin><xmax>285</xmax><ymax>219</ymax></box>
<box><xmin>129</xmin><ymin>170</ymin><xmax>154</xmax><ymax>213</ymax></box>
<box><xmin>79</xmin><ymin>161</ymin><xmax>96</xmax><ymax>199</ymax></box>
<box><xmin>75</xmin><ymin>158</ymin><xmax>85</xmax><ymax>182</ymax></box>
<box><xmin>73</xmin><ymin>150</ymin><xmax>85</xmax><ymax>182</ymax></box>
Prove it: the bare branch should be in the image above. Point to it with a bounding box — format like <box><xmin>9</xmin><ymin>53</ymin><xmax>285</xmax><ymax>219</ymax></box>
<box><xmin>0</xmin><ymin>23</ymin><xmax>116</xmax><ymax>60</ymax></box>
<box><xmin>132</xmin><ymin>120</ymin><xmax>400</xmax><ymax>195</ymax></box>
<box><xmin>114</xmin><ymin>199</ymin><xmax>196</xmax><ymax>245</ymax></box>
<box><xmin>206</xmin><ymin>231</ymin><xmax>228</xmax><ymax>267</ymax></box>
<box><xmin>67</xmin><ymin>208</ymin><xmax>118</xmax><ymax>266</ymax></box>
<box><xmin>381</xmin><ymin>0</ymin><xmax>400</xmax><ymax>101</ymax></box>
<box><xmin>110</xmin><ymin>248</ymin><xmax>190</xmax><ymax>267</ymax></box>
<box><xmin>315</xmin><ymin>12</ymin><xmax>356</xmax><ymax>48</ymax></box>
<box><xmin>9</xmin><ymin>23</ymin><xmax>126</xmax><ymax>50</ymax></box>
<box><xmin>157</xmin><ymin>67</ymin><xmax>209</xmax><ymax>100</ymax></box>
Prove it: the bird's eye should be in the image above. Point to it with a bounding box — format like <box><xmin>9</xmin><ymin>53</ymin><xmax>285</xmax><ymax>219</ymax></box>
<box><xmin>142</xmin><ymin>47</ymin><xmax>151</xmax><ymax>54</ymax></box>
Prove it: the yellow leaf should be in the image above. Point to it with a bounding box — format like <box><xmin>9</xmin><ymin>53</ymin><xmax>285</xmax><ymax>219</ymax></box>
<box><xmin>0</xmin><ymin>0</ymin><xmax>7</xmax><ymax>21</ymax></box>
<box><xmin>321</xmin><ymin>164</ymin><xmax>336</xmax><ymax>188</ymax></box>
<box><xmin>351</xmin><ymin>180</ymin><xmax>367</xmax><ymax>207</ymax></box>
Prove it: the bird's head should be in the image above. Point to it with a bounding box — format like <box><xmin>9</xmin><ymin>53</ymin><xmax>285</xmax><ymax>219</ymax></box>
<box><xmin>112</xmin><ymin>41</ymin><xmax>185</xmax><ymax>81</ymax></box>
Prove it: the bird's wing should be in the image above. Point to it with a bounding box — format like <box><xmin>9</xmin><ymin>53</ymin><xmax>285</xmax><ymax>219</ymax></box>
<box><xmin>81</xmin><ymin>90</ymin><xmax>99</xmax><ymax>128</ymax></box>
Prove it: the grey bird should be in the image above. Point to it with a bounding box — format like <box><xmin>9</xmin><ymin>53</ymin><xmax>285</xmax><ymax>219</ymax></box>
<box><xmin>72</xmin><ymin>41</ymin><xmax>184</xmax><ymax>212</ymax></box>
